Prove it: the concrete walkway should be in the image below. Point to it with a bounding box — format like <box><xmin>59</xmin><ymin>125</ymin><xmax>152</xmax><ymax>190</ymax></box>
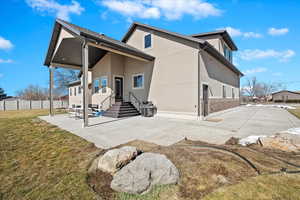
<box><xmin>39</xmin><ymin>106</ymin><xmax>300</xmax><ymax>149</ymax></box>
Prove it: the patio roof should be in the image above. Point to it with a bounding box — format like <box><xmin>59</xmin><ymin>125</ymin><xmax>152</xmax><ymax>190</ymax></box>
<box><xmin>44</xmin><ymin>19</ymin><xmax>155</xmax><ymax>68</ymax></box>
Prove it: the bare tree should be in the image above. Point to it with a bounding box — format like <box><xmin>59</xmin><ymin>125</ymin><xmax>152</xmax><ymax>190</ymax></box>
<box><xmin>16</xmin><ymin>85</ymin><xmax>60</xmax><ymax>100</ymax></box>
<box><xmin>242</xmin><ymin>77</ymin><xmax>286</xmax><ymax>99</ymax></box>
<box><xmin>242</xmin><ymin>77</ymin><xmax>258</xmax><ymax>97</ymax></box>
<box><xmin>54</xmin><ymin>69</ymin><xmax>79</xmax><ymax>95</ymax></box>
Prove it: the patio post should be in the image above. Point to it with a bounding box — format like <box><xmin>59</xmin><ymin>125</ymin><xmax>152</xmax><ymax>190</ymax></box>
<box><xmin>49</xmin><ymin>65</ymin><xmax>54</xmax><ymax>116</ymax></box>
<box><xmin>82</xmin><ymin>42</ymin><xmax>89</xmax><ymax>127</ymax></box>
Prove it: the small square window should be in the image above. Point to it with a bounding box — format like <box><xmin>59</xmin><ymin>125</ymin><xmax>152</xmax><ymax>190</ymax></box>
<box><xmin>144</xmin><ymin>34</ymin><xmax>152</xmax><ymax>48</ymax></box>
<box><xmin>93</xmin><ymin>79</ymin><xmax>100</xmax><ymax>93</ymax></box>
<box><xmin>101</xmin><ymin>76</ymin><xmax>108</xmax><ymax>93</ymax></box>
<box><xmin>223</xmin><ymin>85</ymin><xmax>226</xmax><ymax>98</ymax></box>
<box><xmin>133</xmin><ymin>74</ymin><xmax>144</xmax><ymax>89</ymax></box>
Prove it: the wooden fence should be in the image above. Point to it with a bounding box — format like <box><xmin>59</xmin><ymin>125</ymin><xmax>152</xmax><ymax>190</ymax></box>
<box><xmin>0</xmin><ymin>100</ymin><xmax>68</xmax><ymax>111</ymax></box>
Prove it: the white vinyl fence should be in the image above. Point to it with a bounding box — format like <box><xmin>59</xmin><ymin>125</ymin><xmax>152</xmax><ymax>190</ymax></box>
<box><xmin>0</xmin><ymin>100</ymin><xmax>68</xmax><ymax>111</ymax></box>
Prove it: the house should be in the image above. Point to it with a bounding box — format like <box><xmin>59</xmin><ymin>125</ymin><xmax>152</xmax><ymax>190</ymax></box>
<box><xmin>68</xmin><ymin>72</ymin><xmax>92</xmax><ymax>108</ymax></box>
<box><xmin>272</xmin><ymin>90</ymin><xmax>300</xmax><ymax>103</ymax></box>
<box><xmin>44</xmin><ymin>19</ymin><xmax>243</xmax><ymax>126</ymax></box>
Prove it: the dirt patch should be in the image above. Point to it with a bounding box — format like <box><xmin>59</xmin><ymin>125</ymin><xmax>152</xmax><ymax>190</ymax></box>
<box><xmin>205</xmin><ymin>118</ymin><xmax>223</xmax><ymax>122</ymax></box>
<box><xmin>88</xmin><ymin>139</ymin><xmax>300</xmax><ymax>200</ymax></box>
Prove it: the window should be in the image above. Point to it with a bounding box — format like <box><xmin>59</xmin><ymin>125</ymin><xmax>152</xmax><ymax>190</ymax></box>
<box><xmin>133</xmin><ymin>74</ymin><xmax>144</xmax><ymax>89</ymax></box>
<box><xmin>69</xmin><ymin>88</ymin><xmax>72</xmax><ymax>96</ymax></box>
<box><xmin>232</xmin><ymin>88</ymin><xmax>235</xmax><ymax>99</ymax></box>
<box><xmin>78</xmin><ymin>86</ymin><xmax>81</xmax><ymax>94</ymax></box>
<box><xmin>74</xmin><ymin>87</ymin><xmax>77</xmax><ymax>96</ymax></box>
<box><xmin>101</xmin><ymin>76</ymin><xmax>108</xmax><ymax>93</ymax></box>
<box><xmin>223</xmin><ymin>44</ymin><xmax>232</xmax><ymax>63</ymax></box>
<box><xmin>93</xmin><ymin>78</ymin><xmax>100</xmax><ymax>93</ymax></box>
<box><xmin>144</xmin><ymin>34</ymin><xmax>152</xmax><ymax>49</ymax></box>
<box><xmin>223</xmin><ymin>85</ymin><xmax>226</xmax><ymax>98</ymax></box>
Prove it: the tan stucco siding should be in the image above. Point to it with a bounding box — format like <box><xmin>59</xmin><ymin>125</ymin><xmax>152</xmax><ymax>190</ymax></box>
<box><xmin>125</xmin><ymin>27</ymin><xmax>199</xmax><ymax>114</ymax></box>
<box><xmin>273</xmin><ymin>91</ymin><xmax>300</xmax><ymax>101</ymax></box>
<box><xmin>199</xmin><ymin>50</ymin><xmax>240</xmax><ymax>99</ymax></box>
<box><xmin>91</xmin><ymin>53</ymin><xmax>113</xmax><ymax>108</ymax></box>
<box><xmin>123</xmin><ymin>58</ymin><xmax>153</xmax><ymax>102</ymax></box>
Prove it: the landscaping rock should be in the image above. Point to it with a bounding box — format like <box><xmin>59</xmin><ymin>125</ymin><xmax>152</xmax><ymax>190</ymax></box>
<box><xmin>225</xmin><ymin>137</ymin><xmax>240</xmax><ymax>145</ymax></box>
<box><xmin>260</xmin><ymin>133</ymin><xmax>300</xmax><ymax>152</ymax></box>
<box><xmin>98</xmin><ymin>146</ymin><xmax>140</xmax><ymax>174</ymax></box>
<box><xmin>111</xmin><ymin>152</ymin><xmax>179</xmax><ymax>194</ymax></box>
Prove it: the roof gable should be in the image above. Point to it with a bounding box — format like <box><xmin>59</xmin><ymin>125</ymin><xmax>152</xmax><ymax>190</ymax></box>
<box><xmin>122</xmin><ymin>22</ymin><xmax>243</xmax><ymax>76</ymax></box>
<box><xmin>44</xmin><ymin>19</ymin><xmax>154</xmax><ymax>67</ymax></box>
<box><xmin>190</xmin><ymin>30</ymin><xmax>238</xmax><ymax>51</ymax></box>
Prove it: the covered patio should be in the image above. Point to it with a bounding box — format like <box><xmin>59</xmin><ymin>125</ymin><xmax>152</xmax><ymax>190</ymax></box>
<box><xmin>44</xmin><ymin>19</ymin><xmax>154</xmax><ymax>127</ymax></box>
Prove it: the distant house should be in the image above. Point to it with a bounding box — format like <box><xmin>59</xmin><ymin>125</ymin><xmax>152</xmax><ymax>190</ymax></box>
<box><xmin>68</xmin><ymin>72</ymin><xmax>92</xmax><ymax>108</ymax></box>
<box><xmin>272</xmin><ymin>90</ymin><xmax>300</xmax><ymax>102</ymax></box>
<box><xmin>45</xmin><ymin>19</ymin><xmax>243</xmax><ymax>122</ymax></box>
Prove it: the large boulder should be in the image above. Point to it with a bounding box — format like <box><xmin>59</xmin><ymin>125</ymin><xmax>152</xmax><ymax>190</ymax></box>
<box><xmin>111</xmin><ymin>152</ymin><xmax>179</xmax><ymax>194</ymax></box>
<box><xmin>260</xmin><ymin>133</ymin><xmax>300</xmax><ymax>152</ymax></box>
<box><xmin>98</xmin><ymin>146</ymin><xmax>139</xmax><ymax>174</ymax></box>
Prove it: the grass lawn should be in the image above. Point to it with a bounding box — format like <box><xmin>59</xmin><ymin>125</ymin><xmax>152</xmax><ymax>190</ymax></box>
<box><xmin>0</xmin><ymin>110</ymin><xmax>100</xmax><ymax>200</ymax></box>
<box><xmin>288</xmin><ymin>107</ymin><xmax>300</xmax><ymax>119</ymax></box>
<box><xmin>1</xmin><ymin>110</ymin><xmax>300</xmax><ymax>200</ymax></box>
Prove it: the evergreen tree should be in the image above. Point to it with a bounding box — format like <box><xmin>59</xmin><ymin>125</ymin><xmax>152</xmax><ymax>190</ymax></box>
<box><xmin>0</xmin><ymin>87</ymin><xmax>7</xmax><ymax>100</ymax></box>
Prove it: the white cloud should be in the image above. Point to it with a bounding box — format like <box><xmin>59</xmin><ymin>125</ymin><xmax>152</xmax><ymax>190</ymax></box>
<box><xmin>243</xmin><ymin>32</ymin><xmax>262</xmax><ymax>38</ymax></box>
<box><xmin>0</xmin><ymin>59</ymin><xmax>13</xmax><ymax>64</ymax></box>
<box><xmin>0</xmin><ymin>36</ymin><xmax>13</xmax><ymax>50</ymax></box>
<box><xmin>220</xmin><ymin>27</ymin><xmax>262</xmax><ymax>38</ymax></box>
<box><xmin>243</xmin><ymin>67</ymin><xmax>267</xmax><ymax>75</ymax></box>
<box><xmin>239</xmin><ymin>49</ymin><xmax>295</xmax><ymax>62</ymax></box>
<box><xmin>101</xmin><ymin>0</ymin><xmax>221</xmax><ymax>20</ymax></box>
<box><xmin>272</xmin><ymin>72</ymin><xmax>282</xmax><ymax>77</ymax></box>
<box><xmin>26</xmin><ymin>0</ymin><xmax>84</xmax><ymax>21</ymax></box>
<box><xmin>268</xmin><ymin>28</ymin><xmax>289</xmax><ymax>36</ymax></box>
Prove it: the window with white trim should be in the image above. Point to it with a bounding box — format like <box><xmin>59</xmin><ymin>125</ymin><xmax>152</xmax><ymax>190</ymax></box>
<box><xmin>100</xmin><ymin>76</ymin><xmax>108</xmax><ymax>93</ymax></box>
<box><xmin>133</xmin><ymin>74</ymin><xmax>144</xmax><ymax>89</ymax></box>
<box><xmin>69</xmin><ymin>88</ymin><xmax>72</xmax><ymax>96</ymax></box>
<box><xmin>93</xmin><ymin>78</ymin><xmax>100</xmax><ymax>93</ymax></box>
<box><xmin>223</xmin><ymin>44</ymin><xmax>232</xmax><ymax>63</ymax></box>
<box><xmin>144</xmin><ymin>34</ymin><xmax>152</xmax><ymax>49</ymax></box>
<box><xmin>232</xmin><ymin>88</ymin><xmax>235</xmax><ymax>98</ymax></box>
<box><xmin>223</xmin><ymin>85</ymin><xmax>226</xmax><ymax>98</ymax></box>
<box><xmin>78</xmin><ymin>86</ymin><xmax>81</xmax><ymax>94</ymax></box>
<box><xmin>74</xmin><ymin>87</ymin><xmax>77</xmax><ymax>96</ymax></box>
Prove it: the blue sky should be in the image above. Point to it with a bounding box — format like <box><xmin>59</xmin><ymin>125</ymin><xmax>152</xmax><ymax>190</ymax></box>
<box><xmin>0</xmin><ymin>0</ymin><xmax>300</xmax><ymax>96</ymax></box>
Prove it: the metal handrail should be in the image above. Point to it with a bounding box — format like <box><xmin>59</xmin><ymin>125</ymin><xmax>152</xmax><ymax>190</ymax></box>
<box><xmin>100</xmin><ymin>92</ymin><xmax>115</xmax><ymax>110</ymax></box>
<box><xmin>129</xmin><ymin>92</ymin><xmax>142</xmax><ymax>112</ymax></box>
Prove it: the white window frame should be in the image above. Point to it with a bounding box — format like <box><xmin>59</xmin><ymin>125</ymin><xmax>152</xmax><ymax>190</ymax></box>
<box><xmin>100</xmin><ymin>76</ymin><xmax>108</xmax><ymax>93</ymax></box>
<box><xmin>93</xmin><ymin>78</ymin><xmax>100</xmax><ymax>94</ymax></box>
<box><xmin>222</xmin><ymin>85</ymin><xmax>226</xmax><ymax>98</ymax></box>
<box><xmin>132</xmin><ymin>73</ymin><xmax>144</xmax><ymax>90</ymax></box>
<box><xmin>143</xmin><ymin>32</ymin><xmax>153</xmax><ymax>50</ymax></box>
<box><xmin>69</xmin><ymin>88</ymin><xmax>72</xmax><ymax>96</ymax></box>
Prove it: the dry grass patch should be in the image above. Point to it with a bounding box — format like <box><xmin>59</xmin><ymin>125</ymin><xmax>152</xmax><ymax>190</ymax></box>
<box><xmin>203</xmin><ymin>174</ymin><xmax>300</xmax><ymax>200</ymax></box>
<box><xmin>288</xmin><ymin>107</ymin><xmax>300</xmax><ymax>119</ymax></box>
<box><xmin>0</xmin><ymin>110</ymin><xmax>100</xmax><ymax>200</ymax></box>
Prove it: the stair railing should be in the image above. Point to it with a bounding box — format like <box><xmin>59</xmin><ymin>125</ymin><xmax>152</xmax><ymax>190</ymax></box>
<box><xmin>100</xmin><ymin>92</ymin><xmax>115</xmax><ymax>110</ymax></box>
<box><xmin>129</xmin><ymin>92</ymin><xmax>142</xmax><ymax>113</ymax></box>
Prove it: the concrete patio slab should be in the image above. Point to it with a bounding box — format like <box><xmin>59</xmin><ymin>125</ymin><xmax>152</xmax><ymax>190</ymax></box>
<box><xmin>39</xmin><ymin>106</ymin><xmax>300</xmax><ymax>149</ymax></box>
